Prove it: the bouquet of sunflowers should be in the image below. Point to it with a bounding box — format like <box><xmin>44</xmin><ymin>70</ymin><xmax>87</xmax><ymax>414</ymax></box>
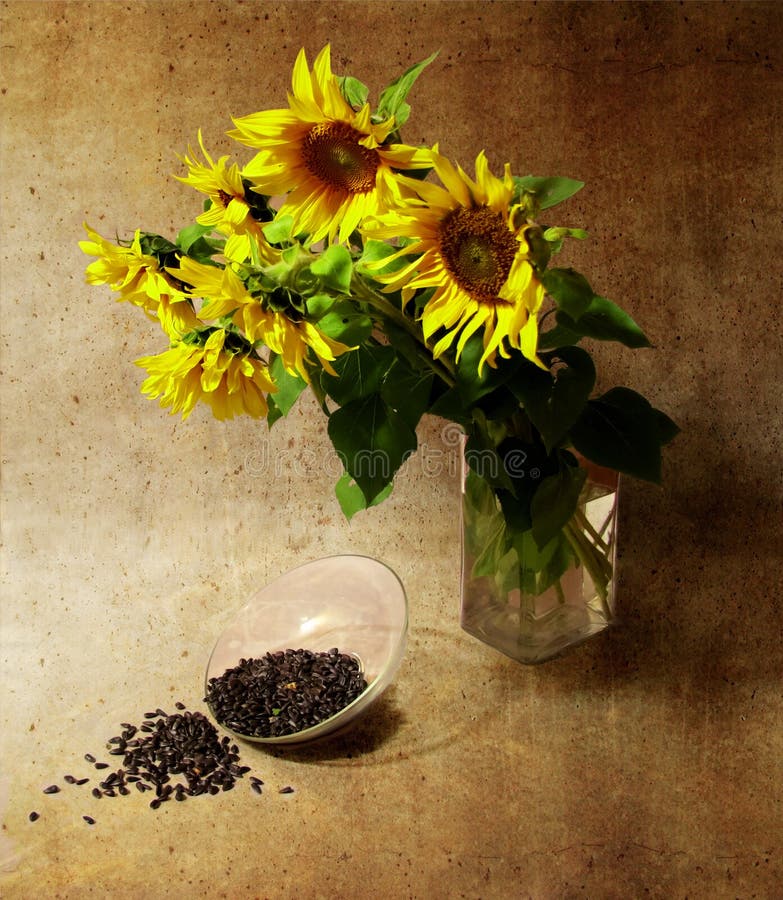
<box><xmin>80</xmin><ymin>46</ymin><xmax>676</xmax><ymax>607</ymax></box>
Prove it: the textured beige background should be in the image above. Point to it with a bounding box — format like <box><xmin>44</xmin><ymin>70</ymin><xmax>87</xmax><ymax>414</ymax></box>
<box><xmin>1</xmin><ymin>1</ymin><xmax>781</xmax><ymax>897</ymax></box>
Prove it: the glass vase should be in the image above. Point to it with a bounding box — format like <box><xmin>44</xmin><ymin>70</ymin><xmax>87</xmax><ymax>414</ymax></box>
<box><xmin>460</xmin><ymin>456</ymin><xmax>620</xmax><ymax>665</ymax></box>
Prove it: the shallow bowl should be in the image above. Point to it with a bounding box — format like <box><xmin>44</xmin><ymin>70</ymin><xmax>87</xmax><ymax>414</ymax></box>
<box><xmin>204</xmin><ymin>555</ymin><xmax>408</xmax><ymax>745</ymax></box>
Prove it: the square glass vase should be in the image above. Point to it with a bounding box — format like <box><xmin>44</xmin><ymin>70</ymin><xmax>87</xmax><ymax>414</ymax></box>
<box><xmin>460</xmin><ymin>463</ymin><xmax>620</xmax><ymax>665</ymax></box>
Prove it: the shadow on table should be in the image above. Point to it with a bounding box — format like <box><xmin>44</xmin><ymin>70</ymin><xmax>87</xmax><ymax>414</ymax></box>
<box><xmin>244</xmin><ymin>686</ymin><xmax>408</xmax><ymax>765</ymax></box>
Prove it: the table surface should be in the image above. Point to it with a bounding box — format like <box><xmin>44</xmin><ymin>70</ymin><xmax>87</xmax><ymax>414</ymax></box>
<box><xmin>1</xmin><ymin>2</ymin><xmax>781</xmax><ymax>897</ymax></box>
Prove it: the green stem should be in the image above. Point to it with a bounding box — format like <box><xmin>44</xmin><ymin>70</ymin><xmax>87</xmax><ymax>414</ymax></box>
<box><xmin>572</xmin><ymin>506</ymin><xmax>609</xmax><ymax>554</ymax></box>
<box><xmin>563</xmin><ymin>519</ymin><xmax>612</xmax><ymax>606</ymax></box>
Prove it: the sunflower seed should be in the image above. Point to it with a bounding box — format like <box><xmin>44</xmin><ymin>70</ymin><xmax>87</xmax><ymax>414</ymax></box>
<box><xmin>204</xmin><ymin>649</ymin><xmax>367</xmax><ymax>738</ymax></box>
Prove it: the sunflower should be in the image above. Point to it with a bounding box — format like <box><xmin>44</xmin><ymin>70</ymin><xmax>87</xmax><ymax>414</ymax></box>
<box><xmin>364</xmin><ymin>150</ymin><xmax>546</xmax><ymax>373</ymax></box>
<box><xmin>176</xmin><ymin>257</ymin><xmax>351</xmax><ymax>380</ymax></box>
<box><xmin>174</xmin><ymin>132</ymin><xmax>278</xmax><ymax>265</ymax></box>
<box><xmin>80</xmin><ymin>224</ymin><xmax>199</xmax><ymax>338</ymax></box>
<box><xmin>228</xmin><ymin>45</ymin><xmax>433</xmax><ymax>244</ymax></box>
<box><xmin>135</xmin><ymin>328</ymin><xmax>275</xmax><ymax>421</ymax></box>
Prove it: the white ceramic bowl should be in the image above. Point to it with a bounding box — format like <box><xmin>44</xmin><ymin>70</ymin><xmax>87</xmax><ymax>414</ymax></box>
<box><xmin>204</xmin><ymin>555</ymin><xmax>408</xmax><ymax>745</ymax></box>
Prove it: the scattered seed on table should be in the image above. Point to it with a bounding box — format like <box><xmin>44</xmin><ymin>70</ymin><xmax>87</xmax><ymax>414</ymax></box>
<box><xmin>278</xmin><ymin>786</ymin><xmax>294</xmax><ymax>794</ymax></box>
<box><xmin>36</xmin><ymin>705</ymin><xmax>262</xmax><ymax>819</ymax></box>
<box><xmin>175</xmin><ymin>701</ymin><xmax>186</xmax><ymax>710</ymax></box>
<box><xmin>251</xmin><ymin>782</ymin><xmax>263</xmax><ymax>795</ymax></box>
<box><xmin>28</xmin><ymin>811</ymin><xmax>39</xmax><ymax>822</ymax></box>
<box><xmin>82</xmin><ymin>815</ymin><xmax>96</xmax><ymax>825</ymax></box>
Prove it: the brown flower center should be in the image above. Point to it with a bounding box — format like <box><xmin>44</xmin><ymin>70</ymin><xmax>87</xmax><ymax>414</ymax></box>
<box><xmin>301</xmin><ymin>121</ymin><xmax>379</xmax><ymax>194</ymax></box>
<box><xmin>439</xmin><ymin>206</ymin><xmax>518</xmax><ymax>300</ymax></box>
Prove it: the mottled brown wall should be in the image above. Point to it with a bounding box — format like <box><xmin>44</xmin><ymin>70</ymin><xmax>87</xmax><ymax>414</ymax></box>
<box><xmin>1</xmin><ymin>2</ymin><xmax>781</xmax><ymax>897</ymax></box>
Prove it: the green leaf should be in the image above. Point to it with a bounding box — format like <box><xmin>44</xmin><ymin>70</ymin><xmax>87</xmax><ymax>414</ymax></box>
<box><xmin>542</xmin><ymin>226</ymin><xmax>588</xmax><ymax>243</ymax></box>
<box><xmin>511</xmin><ymin>348</ymin><xmax>595</xmax><ymax>453</ymax></box>
<box><xmin>542</xmin><ymin>226</ymin><xmax>588</xmax><ymax>256</ymax></box>
<box><xmin>382</xmin><ymin>321</ymin><xmax>425</xmax><ymax>371</ymax></box>
<box><xmin>551</xmin><ymin>296</ymin><xmax>651</xmax><ymax>349</ymax></box>
<box><xmin>334</xmin><ymin>472</ymin><xmax>393</xmax><ymax>520</ymax></box>
<box><xmin>186</xmin><ymin>236</ymin><xmax>225</xmax><ymax>265</ymax></box>
<box><xmin>526</xmin><ymin>530</ymin><xmax>578</xmax><ymax>594</ymax></box>
<box><xmin>337</xmin><ymin>75</ymin><xmax>369</xmax><ymax>109</ymax></box>
<box><xmin>513</xmin><ymin>176</ymin><xmax>585</xmax><ymax>210</ymax></box>
<box><xmin>510</xmin><ymin>528</ymin><xmax>571</xmax><ymax>593</ymax></box>
<box><xmin>327</xmin><ymin>394</ymin><xmax>417</xmax><ymax>503</ymax></box>
<box><xmin>307</xmin><ymin>367</ymin><xmax>330</xmax><ymax>416</ymax></box>
<box><xmin>463</xmin><ymin>430</ymin><xmax>513</xmax><ymax>494</ymax></box>
<box><xmin>310</xmin><ymin>244</ymin><xmax>353</xmax><ymax>294</ymax></box>
<box><xmin>497</xmin><ymin>487</ymin><xmax>532</xmax><ymax>533</ymax></box>
<box><xmin>380</xmin><ymin>360</ymin><xmax>434</xmax><ymax>431</ymax></box>
<box><xmin>305</xmin><ymin>294</ymin><xmax>336</xmax><ymax>319</ymax></box>
<box><xmin>537</xmin><ymin>318</ymin><xmax>583</xmax><ymax>350</ymax></box>
<box><xmin>530</xmin><ymin>463</ymin><xmax>587</xmax><ymax>549</ymax></box>
<box><xmin>176</xmin><ymin>222</ymin><xmax>213</xmax><ymax>253</ymax></box>
<box><xmin>542</xmin><ymin>268</ymin><xmax>596</xmax><ymax>321</ymax></box>
<box><xmin>475</xmin><ymin>386</ymin><xmax>522</xmax><ymax>423</ymax></box>
<box><xmin>471</xmin><ymin>513</ymin><xmax>509</xmax><ymax>578</ymax></box>
<box><xmin>266</xmin><ymin>354</ymin><xmax>307</xmax><ymax>426</ymax></box>
<box><xmin>321</xmin><ymin>343</ymin><xmax>395</xmax><ymax>406</ymax></box>
<box><xmin>570</xmin><ymin>387</ymin><xmax>664</xmax><ymax>482</ymax></box>
<box><xmin>314</xmin><ymin>299</ymin><xmax>373</xmax><ymax>345</ymax></box>
<box><xmin>262</xmin><ymin>215</ymin><xmax>295</xmax><ymax>245</ymax></box>
<box><xmin>355</xmin><ymin>239</ymin><xmax>410</xmax><ymax>278</ymax></box>
<box><xmin>462</xmin><ymin>470</ymin><xmax>512</xmax><ymax>578</ymax></box>
<box><xmin>427</xmin><ymin>386</ymin><xmax>473</xmax><ymax>427</ymax></box>
<box><xmin>464</xmin><ymin>467</ymin><xmax>499</xmax><ymax>518</ymax></box>
<box><xmin>376</xmin><ymin>51</ymin><xmax>439</xmax><ymax>129</ymax></box>
<box><xmin>411</xmin><ymin>286</ymin><xmax>435</xmax><ymax>310</ymax></box>
<box><xmin>455</xmin><ymin>333</ymin><xmax>523</xmax><ymax>403</ymax></box>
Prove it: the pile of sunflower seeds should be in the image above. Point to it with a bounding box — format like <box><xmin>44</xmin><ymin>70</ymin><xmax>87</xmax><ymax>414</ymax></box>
<box><xmin>95</xmin><ymin>707</ymin><xmax>250</xmax><ymax>807</ymax></box>
<box><xmin>205</xmin><ymin>648</ymin><xmax>368</xmax><ymax>739</ymax></box>
<box><xmin>29</xmin><ymin>704</ymin><xmax>295</xmax><ymax>825</ymax></box>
